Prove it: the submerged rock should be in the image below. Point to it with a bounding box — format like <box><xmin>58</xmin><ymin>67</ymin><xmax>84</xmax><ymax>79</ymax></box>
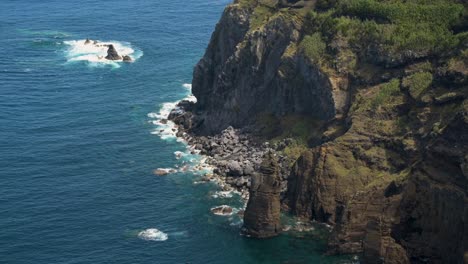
<box><xmin>105</xmin><ymin>44</ymin><xmax>122</xmax><ymax>60</ymax></box>
<box><xmin>242</xmin><ymin>152</ymin><xmax>281</xmax><ymax>238</ymax></box>
<box><xmin>153</xmin><ymin>168</ymin><xmax>176</xmax><ymax>176</ymax></box>
<box><xmin>211</xmin><ymin>205</ymin><xmax>233</xmax><ymax>216</ymax></box>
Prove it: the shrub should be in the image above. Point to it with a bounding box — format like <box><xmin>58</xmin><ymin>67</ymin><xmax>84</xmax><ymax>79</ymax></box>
<box><xmin>300</xmin><ymin>33</ymin><xmax>326</xmax><ymax>62</ymax></box>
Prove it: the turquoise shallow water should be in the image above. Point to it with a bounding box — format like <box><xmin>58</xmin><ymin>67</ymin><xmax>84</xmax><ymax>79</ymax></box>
<box><xmin>0</xmin><ymin>0</ymin><xmax>355</xmax><ymax>263</ymax></box>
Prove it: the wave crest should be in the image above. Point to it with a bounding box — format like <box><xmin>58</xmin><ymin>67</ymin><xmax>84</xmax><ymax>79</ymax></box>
<box><xmin>138</xmin><ymin>228</ymin><xmax>168</xmax><ymax>241</ymax></box>
<box><xmin>63</xmin><ymin>39</ymin><xmax>142</xmax><ymax>68</ymax></box>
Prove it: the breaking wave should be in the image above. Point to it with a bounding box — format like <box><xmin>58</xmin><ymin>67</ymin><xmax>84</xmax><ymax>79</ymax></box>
<box><xmin>137</xmin><ymin>228</ymin><xmax>168</xmax><ymax>241</ymax></box>
<box><xmin>147</xmin><ymin>83</ymin><xmax>196</xmax><ymax>141</ymax></box>
<box><xmin>63</xmin><ymin>39</ymin><xmax>142</xmax><ymax>68</ymax></box>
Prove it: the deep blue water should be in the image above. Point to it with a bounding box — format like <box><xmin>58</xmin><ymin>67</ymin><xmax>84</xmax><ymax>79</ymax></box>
<box><xmin>0</xmin><ymin>1</ymin><xmax>355</xmax><ymax>263</ymax></box>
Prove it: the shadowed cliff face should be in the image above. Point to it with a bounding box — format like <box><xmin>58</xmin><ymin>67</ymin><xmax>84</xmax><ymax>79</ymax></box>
<box><xmin>286</xmin><ymin>85</ymin><xmax>467</xmax><ymax>263</ymax></box>
<box><xmin>192</xmin><ymin>3</ymin><xmax>340</xmax><ymax>134</ymax></box>
<box><xmin>189</xmin><ymin>0</ymin><xmax>467</xmax><ymax>263</ymax></box>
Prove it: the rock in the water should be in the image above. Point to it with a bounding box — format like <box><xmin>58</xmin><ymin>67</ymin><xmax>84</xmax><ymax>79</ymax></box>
<box><xmin>122</xmin><ymin>55</ymin><xmax>133</xmax><ymax>62</ymax></box>
<box><xmin>242</xmin><ymin>152</ymin><xmax>281</xmax><ymax>238</ymax></box>
<box><xmin>105</xmin><ymin>44</ymin><xmax>122</xmax><ymax>60</ymax></box>
<box><xmin>153</xmin><ymin>168</ymin><xmax>175</xmax><ymax>176</ymax></box>
<box><xmin>211</xmin><ymin>205</ymin><xmax>233</xmax><ymax>216</ymax></box>
<box><xmin>84</xmin><ymin>38</ymin><xmax>92</xmax><ymax>45</ymax></box>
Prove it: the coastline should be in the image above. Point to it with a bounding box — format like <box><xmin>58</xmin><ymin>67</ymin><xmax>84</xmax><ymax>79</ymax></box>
<box><xmin>148</xmin><ymin>84</ymin><xmax>293</xmax><ymax>210</ymax></box>
<box><xmin>163</xmin><ymin>97</ymin><xmax>292</xmax><ymax>199</ymax></box>
<box><xmin>149</xmin><ymin>85</ymin><xmax>348</xmax><ymax>240</ymax></box>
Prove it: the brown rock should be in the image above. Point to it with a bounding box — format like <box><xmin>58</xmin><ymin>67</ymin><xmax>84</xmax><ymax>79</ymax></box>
<box><xmin>242</xmin><ymin>152</ymin><xmax>281</xmax><ymax>238</ymax></box>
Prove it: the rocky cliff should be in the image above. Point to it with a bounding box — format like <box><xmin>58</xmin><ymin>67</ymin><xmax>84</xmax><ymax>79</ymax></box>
<box><xmin>187</xmin><ymin>0</ymin><xmax>467</xmax><ymax>263</ymax></box>
<box><xmin>191</xmin><ymin>0</ymin><xmax>345</xmax><ymax>135</ymax></box>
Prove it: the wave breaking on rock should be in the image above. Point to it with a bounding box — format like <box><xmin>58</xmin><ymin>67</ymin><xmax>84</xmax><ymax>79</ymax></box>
<box><xmin>63</xmin><ymin>39</ymin><xmax>142</xmax><ymax>68</ymax></box>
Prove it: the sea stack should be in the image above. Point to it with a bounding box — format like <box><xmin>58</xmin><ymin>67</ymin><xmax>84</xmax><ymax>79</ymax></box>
<box><xmin>105</xmin><ymin>44</ymin><xmax>122</xmax><ymax>60</ymax></box>
<box><xmin>242</xmin><ymin>152</ymin><xmax>281</xmax><ymax>238</ymax></box>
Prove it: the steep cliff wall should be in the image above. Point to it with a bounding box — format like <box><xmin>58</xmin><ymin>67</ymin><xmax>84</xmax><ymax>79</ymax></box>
<box><xmin>189</xmin><ymin>0</ymin><xmax>467</xmax><ymax>263</ymax></box>
<box><xmin>191</xmin><ymin>0</ymin><xmax>347</xmax><ymax>134</ymax></box>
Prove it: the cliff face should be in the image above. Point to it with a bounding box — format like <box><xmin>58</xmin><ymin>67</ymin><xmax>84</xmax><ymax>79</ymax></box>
<box><xmin>190</xmin><ymin>0</ymin><xmax>467</xmax><ymax>263</ymax></box>
<box><xmin>192</xmin><ymin>1</ymin><xmax>347</xmax><ymax>134</ymax></box>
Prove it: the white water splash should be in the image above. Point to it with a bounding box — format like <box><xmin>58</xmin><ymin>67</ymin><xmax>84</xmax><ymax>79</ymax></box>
<box><xmin>138</xmin><ymin>228</ymin><xmax>168</xmax><ymax>241</ymax></box>
<box><xmin>147</xmin><ymin>83</ymin><xmax>196</xmax><ymax>141</ymax></box>
<box><xmin>63</xmin><ymin>39</ymin><xmax>142</xmax><ymax>68</ymax></box>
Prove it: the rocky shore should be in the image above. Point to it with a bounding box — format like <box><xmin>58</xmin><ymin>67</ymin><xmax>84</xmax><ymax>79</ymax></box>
<box><xmin>166</xmin><ymin>99</ymin><xmax>292</xmax><ymax>202</ymax></box>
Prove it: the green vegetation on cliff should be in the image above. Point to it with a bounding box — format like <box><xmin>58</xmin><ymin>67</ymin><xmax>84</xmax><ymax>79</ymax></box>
<box><xmin>303</xmin><ymin>0</ymin><xmax>466</xmax><ymax>68</ymax></box>
<box><xmin>299</xmin><ymin>33</ymin><xmax>326</xmax><ymax>63</ymax></box>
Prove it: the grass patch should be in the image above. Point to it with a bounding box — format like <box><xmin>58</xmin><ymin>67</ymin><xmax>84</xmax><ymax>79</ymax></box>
<box><xmin>250</xmin><ymin>5</ymin><xmax>275</xmax><ymax>30</ymax></box>
<box><xmin>283</xmin><ymin>142</ymin><xmax>310</xmax><ymax>166</ymax></box>
<box><xmin>371</xmin><ymin>78</ymin><xmax>401</xmax><ymax>108</ymax></box>
<box><xmin>305</xmin><ymin>0</ymin><xmax>465</xmax><ymax>64</ymax></box>
<box><xmin>402</xmin><ymin>72</ymin><xmax>433</xmax><ymax>99</ymax></box>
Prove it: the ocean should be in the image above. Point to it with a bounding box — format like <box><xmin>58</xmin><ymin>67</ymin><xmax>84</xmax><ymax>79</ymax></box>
<box><xmin>0</xmin><ymin>0</ymin><xmax>355</xmax><ymax>263</ymax></box>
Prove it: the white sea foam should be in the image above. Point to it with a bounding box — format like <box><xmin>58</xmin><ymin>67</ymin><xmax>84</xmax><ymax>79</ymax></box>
<box><xmin>211</xmin><ymin>190</ymin><xmax>234</xmax><ymax>199</ymax></box>
<box><xmin>148</xmin><ymin>84</ymin><xmax>197</xmax><ymax>141</ymax></box>
<box><xmin>138</xmin><ymin>228</ymin><xmax>168</xmax><ymax>241</ymax></box>
<box><xmin>211</xmin><ymin>205</ymin><xmax>235</xmax><ymax>216</ymax></box>
<box><xmin>63</xmin><ymin>39</ymin><xmax>142</xmax><ymax>68</ymax></box>
<box><xmin>174</xmin><ymin>151</ymin><xmax>186</xmax><ymax>159</ymax></box>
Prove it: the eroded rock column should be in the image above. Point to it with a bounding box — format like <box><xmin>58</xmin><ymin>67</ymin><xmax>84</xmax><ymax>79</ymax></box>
<box><xmin>242</xmin><ymin>152</ymin><xmax>281</xmax><ymax>238</ymax></box>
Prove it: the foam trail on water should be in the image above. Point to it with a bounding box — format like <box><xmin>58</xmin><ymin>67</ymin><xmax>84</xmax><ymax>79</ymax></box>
<box><xmin>63</xmin><ymin>39</ymin><xmax>142</xmax><ymax>68</ymax></box>
<box><xmin>138</xmin><ymin>228</ymin><xmax>168</xmax><ymax>241</ymax></box>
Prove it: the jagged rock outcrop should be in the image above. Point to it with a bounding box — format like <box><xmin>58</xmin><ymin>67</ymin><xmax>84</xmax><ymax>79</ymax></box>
<box><xmin>243</xmin><ymin>152</ymin><xmax>282</xmax><ymax>238</ymax></box>
<box><xmin>191</xmin><ymin>2</ymin><xmax>345</xmax><ymax>134</ymax></box>
<box><xmin>105</xmin><ymin>44</ymin><xmax>122</xmax><ymax>60</ymax></box>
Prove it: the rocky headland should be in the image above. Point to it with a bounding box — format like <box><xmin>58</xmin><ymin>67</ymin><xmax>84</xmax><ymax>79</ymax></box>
<box><xmin>168</xmin><ymin>0</ymin><xmax>467</xmax><ymax>263</ymax></box>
